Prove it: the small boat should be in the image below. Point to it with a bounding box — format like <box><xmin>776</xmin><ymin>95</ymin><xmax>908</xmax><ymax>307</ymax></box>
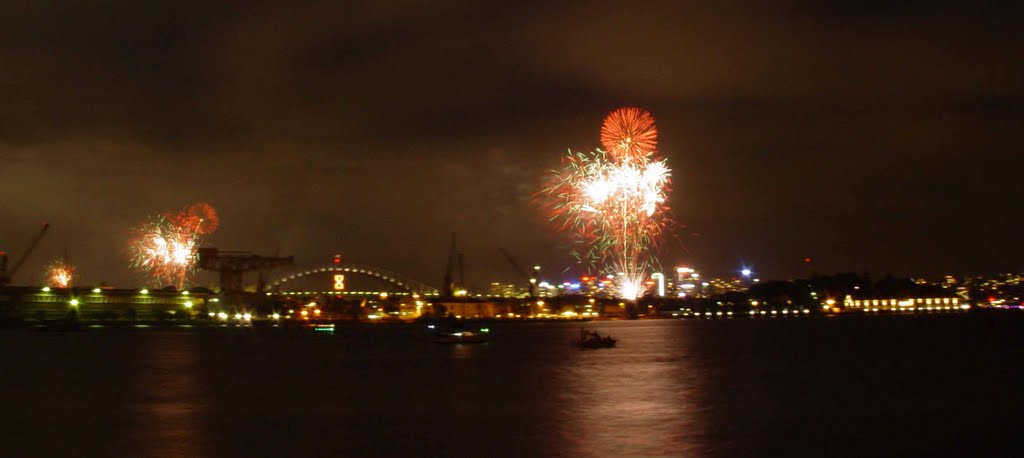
<box><xmin>433</xmin><ymin>329</ymin><xmax>488</xmax><ymax>344</ymax></box>
<box><xmin>576</xmin><ymin>328</ymin><xmax>616</xmax><ymax>349</ymax></box>
<box><xmin>427</xmin><ymin>320</ymin><xmax>490</xmax><ymax>344</ymax></box>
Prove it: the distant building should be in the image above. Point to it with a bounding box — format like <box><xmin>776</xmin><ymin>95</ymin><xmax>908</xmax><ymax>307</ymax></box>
<box><xmin>842</xmin><ymin>295</ymin><xmax>964</xmax><ymax>312</ymax></box>
<box><xmin>674</xmin><ymin>267</ymin><xmax>705</xmax><ymax>297</ymax></box>
<box><xmin>489</xmin><ymin>282</ymin><xmax>524</xmax><ymax>298</ymax></box>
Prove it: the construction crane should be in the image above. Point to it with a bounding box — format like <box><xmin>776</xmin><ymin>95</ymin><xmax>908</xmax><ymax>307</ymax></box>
<box><xmin>499</xmin><ymin>248</ymin><xmax>537</xmax><ymax>298</ymax></box>
<box><xmin>196</xmin><ymin>248</ymin><xmax>293</xmax><ymax>293</ymax></box>
<box><xmin>442</xmin><ymin>233</ymin><xmax>467</xmax><ymax>298</ymax></box>
<box><xmin>0</xmin><ymin>223</ymin><xmax>50</xmax><ymax>287</ymax></box>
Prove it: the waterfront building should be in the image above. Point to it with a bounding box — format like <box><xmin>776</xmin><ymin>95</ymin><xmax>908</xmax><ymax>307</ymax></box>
<box><xmin>0</xmin><ymin>286</ymin><xmax>210</xmax><ymax>321</ymax></box>
<box><xmin>841</xmin><ymin>295</ymin><xmax>965</xmax><ymax>312</ymax></box>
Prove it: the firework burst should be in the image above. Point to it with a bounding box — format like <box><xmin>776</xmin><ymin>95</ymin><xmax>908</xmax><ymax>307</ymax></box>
<box><xmin>129</xmin><ymin>202</ymin><xmax>219</xmax><ymax>288</ymax></box>
<box><xmin>170</xmin><ymin>201</ymin><xmax>220</xmax><ymax>235</ymax></box>
<box><xmin>600</xmin><ymin>107</ymin><xmax>658</xmax><ymax>160</ymax></box>
<box><xmin>543</xmin><ymin>108</ymin><xmax>671</xmax><ymax>299</ymax></box>
<box><xmin>129</xmin><ymin>217</ymin><xmax>197</xmax><ymax>288</ymax></box>
<box><xmin>44</xmin><ymin>259</ymin><xmax>76</xmax><ymax>288</ymax></box>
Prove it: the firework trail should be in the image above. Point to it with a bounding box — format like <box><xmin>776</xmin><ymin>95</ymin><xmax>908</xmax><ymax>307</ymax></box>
<box><xmin>129</xmin><ymin>202</ymin><xmax>219</xmax><ymax>288</ymax></box>
<box><xmin>44</xmin><ymin>259</ymin><xmax>75</xmax><ymax>288</ymax></box>
<box><xmin>543</xmin><ymin>108</ymin><xmax>671</xmax><ymax>299</ymax></box>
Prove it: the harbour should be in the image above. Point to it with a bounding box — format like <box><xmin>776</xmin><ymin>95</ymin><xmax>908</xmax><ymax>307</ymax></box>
<box><xmin>2</xmin><ymin>315</ymin><xmax>1021</xmax><ymax>457</ymax></box>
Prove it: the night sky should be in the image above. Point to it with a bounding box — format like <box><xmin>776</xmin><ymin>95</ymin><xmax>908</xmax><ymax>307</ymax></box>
<box><xmin>1</xmin><ymin>2</ymin><xmax>1021</xmax><ymax>290</ymax></box>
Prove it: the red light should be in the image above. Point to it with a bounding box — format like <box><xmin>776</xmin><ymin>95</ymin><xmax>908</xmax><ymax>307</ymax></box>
<box><xmin>804</xmin><ymin>257</ymin><xmax>811</xmax><ymax>263</ymax></box>
<box><xmin>332</xmin><ymin>255</ymin><xmax>341</xmax><ymax>264</ymax></box>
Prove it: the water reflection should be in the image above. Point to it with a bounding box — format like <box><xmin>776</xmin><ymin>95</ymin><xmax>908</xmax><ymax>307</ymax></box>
<box><xmin>128</xmin><ymin>332</ymin><xmax>207</xmax><ymax>456</ymax></box>
<box><xmin>558</xmin><ymin>322</ymin><xmax>709</xmax><ymax>456</ymax></box>
<box><xmin>6</xmin><ymin>317</ymin><xmax>1020</xmax><ymax>456</ymax></box>
<box><xmin>446</xmin><ymin>341</ymin><xmax>485</xmax><ymax>359</ymax></box>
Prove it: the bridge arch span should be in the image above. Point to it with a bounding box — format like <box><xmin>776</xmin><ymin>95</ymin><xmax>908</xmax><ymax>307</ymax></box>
<box><xmin>267</xmin><ymin>264</ymin><xmax>439</xmax><ymax>296</ymax></box>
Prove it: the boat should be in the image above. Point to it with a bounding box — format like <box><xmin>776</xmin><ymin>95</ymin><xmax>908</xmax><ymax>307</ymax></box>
<box><xmin>433</xmin><ymin>329</ymin><xmax>488</xmax><ymax>344</ymax></box>
<box><xmin>576</xmin><ymin>328</ymin><xmax>616</xmax><ymax>349</ymax></box>
<box><xmin>429</xmin><ymin>321</ymin><xmax>490</xmax><ymax>344</ymax></box>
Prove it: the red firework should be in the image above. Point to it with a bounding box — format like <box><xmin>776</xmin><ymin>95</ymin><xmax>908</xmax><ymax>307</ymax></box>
<box><xmin>45</xmin><ymin>259</ymin><xmax>76</xmax><ymax>288</ymax></box>
<box><xmin>600</xmin><ymin>107</ymin><xmax>658</xmax><ymax>159</ymax></box>
<box><xmin>172</xmin><ymin>202</ymin><xmax>220</xmax><ymax>235</ymax></box>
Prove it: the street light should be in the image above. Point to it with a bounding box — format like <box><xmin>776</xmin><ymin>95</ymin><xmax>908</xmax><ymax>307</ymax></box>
<box><xmin>741</xmin><ymin>269</ymin><xmax>752</xmax><ymax>277</ymax></box>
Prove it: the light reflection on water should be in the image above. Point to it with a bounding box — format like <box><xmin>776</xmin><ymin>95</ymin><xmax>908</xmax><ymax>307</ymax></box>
<box><xmin>128</xmin><ymin>333</ymin><xmax>206</xmax><ymax>457</ymax></box>
<box><xmin>3</xmin><ymin>316</ymin><xmax>1022</xmax><ymax>457</ymax></box>
<box><xmin>556</xmin><ymin>323</ymin><xmax>709</xmax><ymax>457</ymax></box>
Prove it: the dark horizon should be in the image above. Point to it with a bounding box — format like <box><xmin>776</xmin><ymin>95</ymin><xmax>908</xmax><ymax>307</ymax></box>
<box><xmin>2</xmin><ymin>2</ymin><xmax>1022</xmax><ymax>289</ymax></box>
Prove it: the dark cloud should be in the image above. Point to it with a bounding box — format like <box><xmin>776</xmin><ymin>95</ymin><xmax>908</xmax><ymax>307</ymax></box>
<box><xmin>1</xmin><ymin>1</ymin><xmax>1021</xmax><ymax>288</ymax></box>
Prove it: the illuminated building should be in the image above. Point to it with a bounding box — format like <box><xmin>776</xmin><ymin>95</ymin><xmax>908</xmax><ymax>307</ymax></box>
<box><xmin>674</xmin><ymin>267</ymin><xmax>705</xmax><ymax>297</ymax></box>
<box><xmin>841</xmin><ymin>295</ymin><xmax>966</xmax><ymax>312</ymax></box>
<box><xmin>489</xmin><ymin>282</ymin><xmax>526</xmax><ymax>298</ymax></box>
<box><xmin>1</xmin><ymin>286</ymin><xmax>212</xmax><ymax>321</ymax></box>
<box><xmin>704</xmin><ymin>277</ymin><xmax>745</xmax><ymax>296</ymax></box>
<box><xmin>650</xmin><ymin>273</ymin><xmax>665</xmax><ymax>297</ymax></box>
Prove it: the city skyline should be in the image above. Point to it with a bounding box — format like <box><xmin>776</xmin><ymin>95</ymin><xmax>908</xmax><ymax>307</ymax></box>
<box><xmin>2</xmin><ymin>2</ymin><xmax>1022</xmax><ymax>289</ymax></box>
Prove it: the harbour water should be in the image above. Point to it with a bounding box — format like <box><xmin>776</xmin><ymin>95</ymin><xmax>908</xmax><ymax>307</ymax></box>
<box><xmin>2</xmin><ymin>314</ymin><xmax>1021</xmax><ymax>457</ymax></box>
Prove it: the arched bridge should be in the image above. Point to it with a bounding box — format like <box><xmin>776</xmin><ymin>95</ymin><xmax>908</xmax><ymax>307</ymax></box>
<box><xmin>267</xmin><ymin>263</ymin><xmax>440</xmax><ymax>296</ymax></box>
